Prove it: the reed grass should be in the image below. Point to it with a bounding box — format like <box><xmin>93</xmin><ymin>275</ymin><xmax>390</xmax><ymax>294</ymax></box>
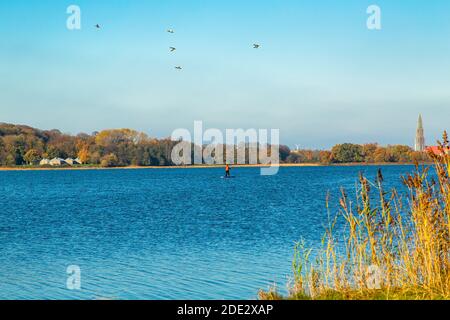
<box><xmin>260</xmin><ymin>132</ymin><xmax>450</xmax><ymax>300</ymax></box>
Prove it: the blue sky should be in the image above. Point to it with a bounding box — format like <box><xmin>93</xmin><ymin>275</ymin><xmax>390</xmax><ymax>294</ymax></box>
<box><xmin>1</xmin><ymin>0</ymin><xmax>449</xmax><ymax>148</ymax></box>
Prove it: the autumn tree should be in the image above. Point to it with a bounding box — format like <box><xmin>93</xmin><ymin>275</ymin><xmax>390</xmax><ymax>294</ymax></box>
<box><xmin>77</xmin><ymin>143</ymin><xmax>89</xmax><ymax>164</ymax></box>
<box><xmin>319</xmin><ymin>151</ymin><xmax>332</xmax><ymax>164</ymax></box>
<box><xmin>386</xmin><ymin>145</ymin><xmax>413</xmax><ymax>163</ymax></box>
<box><xmin>373</xmin><ymin>147</ymin><xmax>388</xmax><ymax>163</ymax></box>
<box><xmin>362</xmin><ymin>143</ymin><xmax>379</xmax><ymax>163</ymax></box>
<box><xmin>331</xmin><ymin>143</ymin><xmax>364</xmax><ymax>163</ymax></box>
<box><xmin>23</xmin><ymin>149</ymin><xmax>40</xmax><ymax>165</ymax></box>
<box><xmin>100</xmin><ymin>153</ymin><xmax>119</xmax><ymax>167</ymax></box>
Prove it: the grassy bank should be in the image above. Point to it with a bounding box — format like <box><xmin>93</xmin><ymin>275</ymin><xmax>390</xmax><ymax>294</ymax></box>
<box><xmin>260</xmin><ymin>133</ymin><xmax>450</xmax><ymax>300</ymax></box>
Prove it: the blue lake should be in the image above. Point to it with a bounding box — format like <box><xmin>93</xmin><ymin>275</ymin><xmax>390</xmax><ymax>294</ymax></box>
<box><xmin>0</xmin><ymin>165</ymin><xmax>416</xmax><ymax>300</ymax></box>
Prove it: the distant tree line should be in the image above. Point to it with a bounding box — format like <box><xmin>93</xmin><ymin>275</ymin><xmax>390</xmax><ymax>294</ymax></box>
<box><xmin>0</xmin><ymin>124</ymin><xmax>181</xmax><ymax>167</ymax></box>
<box><xmin>287</xmin><ymin>143</ymin><xmax>430</xmax><ymax>164</ymax></box>
<box><xmin>0</xmin><ymin>123</ymin><xmax>429</xmax><ymax>167</ymax></box>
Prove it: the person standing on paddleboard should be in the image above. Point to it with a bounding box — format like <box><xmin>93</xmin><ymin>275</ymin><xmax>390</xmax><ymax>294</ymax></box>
<box><xmin>225</xmin><ymin>164</ymin><xmax>231</xmax><ymax>177</ymax></box>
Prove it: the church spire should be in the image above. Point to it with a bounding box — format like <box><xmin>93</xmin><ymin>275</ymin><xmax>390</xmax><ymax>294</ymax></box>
<box><xmin>415</xmin><ymin>114</ymin><xmax>425</xmax><ymax>152</ymax></box>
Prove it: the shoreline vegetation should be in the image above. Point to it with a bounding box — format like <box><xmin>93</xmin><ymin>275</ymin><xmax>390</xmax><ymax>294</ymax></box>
<box><xmin>0</xmin><ymin>162</ymin><xmax>432</xmax><ymax>171</ymax></box>
<box><xmin>259</xmin><ymin>132</ymin><xmax>450</xmax><ymax>300</ymax></box>
<box><xmin>0</xmin><ymin>123</ymin><xmax>432</xmax><ymax>169</ymax></box>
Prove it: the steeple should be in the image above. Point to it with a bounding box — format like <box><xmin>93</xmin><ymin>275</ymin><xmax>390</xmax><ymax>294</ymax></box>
<box><xmin>415</xmin><ymin>114</ymin><xmax>425</xmax><ymax>152</ymax></box>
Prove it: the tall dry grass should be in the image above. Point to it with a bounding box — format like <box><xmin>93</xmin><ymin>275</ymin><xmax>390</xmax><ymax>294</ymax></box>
<box><xmin>260</xmin><ymin>132</ymin><xmax>450</xmax><ymax>300</ymax></box>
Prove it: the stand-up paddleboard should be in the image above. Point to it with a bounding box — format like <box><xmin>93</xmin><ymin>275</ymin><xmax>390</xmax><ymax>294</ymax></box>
<box><xmin>221</xmin><ymin>176</ymin><xmax>236</xmax><ymax>179</ymax></box>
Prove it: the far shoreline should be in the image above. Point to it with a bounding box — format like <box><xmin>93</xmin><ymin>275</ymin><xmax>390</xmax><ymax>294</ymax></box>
<box><xmin>0</xmin><ymin>162</ymin><xmax>427</xmax><ymax>172</ymax></box>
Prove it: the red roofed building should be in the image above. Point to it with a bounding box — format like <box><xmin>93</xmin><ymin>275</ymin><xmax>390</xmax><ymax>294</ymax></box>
<box><xmin>426</xmin><ymin>146</ymin><xmax>450</xmax><ymax>156</ymax></box>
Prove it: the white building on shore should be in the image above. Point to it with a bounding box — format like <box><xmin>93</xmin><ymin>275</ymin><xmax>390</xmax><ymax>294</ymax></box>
<box><xmin>39</xmin><ymin>157</ymin><xmax>82</xmax><ymax>166</ymax></box>
<box><xmin>65</xmin><ymin>158</ymin><xmax>82</xmax><ymax>165</ymax></box>
<box><xmin>49</xmin><ymin>158</ymin><xmax>67</xmax><ymax>166</ymax></box>
<box><xmin>39</xmin><ymin>158</ymin><xmax>50</xmax><ymax>166</ymax></box>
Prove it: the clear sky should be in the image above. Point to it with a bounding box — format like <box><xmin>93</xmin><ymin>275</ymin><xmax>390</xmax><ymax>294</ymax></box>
<box><xmin>1</xmin><ymin>0</ymin><xmax>449</xmax><ymax>148</ymax></box>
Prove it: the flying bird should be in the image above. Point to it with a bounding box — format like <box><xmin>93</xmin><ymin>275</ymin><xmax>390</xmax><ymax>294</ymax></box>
<box><xmin>175</xmin><ymin>66</ymin><xmax>182</xmax><ymax>70</ymax></box>
<box><xmin>253</xmin><ymin>44</ymin><xmax>260</xmax><ymax>49</ymax></box>
<box><xmin>167</xmin><ymin>29</ymin><xmax>175</xmax><ymax>34</ymax></box>
<box><xmin>169</xmin><ymin>47</ymin><xmax>176</xmax><ymax>52</ymax></box>
<box><xmin>95</xmin><ymin>24</ymin><xmax>101</xmax><ymax>29</ymax></box>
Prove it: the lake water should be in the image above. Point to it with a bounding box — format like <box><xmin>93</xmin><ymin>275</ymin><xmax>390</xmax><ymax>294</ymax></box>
<box><xmin>0</xmin><ymin>165</ymin><xmax>416</xmax><ymax>300</ymax></box>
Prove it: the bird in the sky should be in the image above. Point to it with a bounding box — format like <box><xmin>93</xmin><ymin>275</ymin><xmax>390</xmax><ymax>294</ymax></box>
<box><xmin>175</xmin><ymin>66</ymin><xmax>182</xmax><ymax>70</ymax></box>
<box><xmin>169</xmin><ymin>47</ymin><xmax>176</xmax><ymax>52</ymax></box>
<box><xmin>253</xmin><ymin>44</ymin><xmax>260</xmax><ymax>49</ymax></box>
<box><xmin>167</xmin><ymin>29</ymin><xmax>175</xmax><ymax>34</ymax></box>
<box><xmin>95</xmin><ymin>24</ymin><xmax>101</xmax><ymax>29</ymax></box>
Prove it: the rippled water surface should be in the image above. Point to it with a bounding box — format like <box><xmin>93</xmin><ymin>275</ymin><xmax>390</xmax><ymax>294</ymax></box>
<box><xmin>0</xmin><ymin>165</ymin><xmax>414</xmax><ymax>299</ymax></box>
